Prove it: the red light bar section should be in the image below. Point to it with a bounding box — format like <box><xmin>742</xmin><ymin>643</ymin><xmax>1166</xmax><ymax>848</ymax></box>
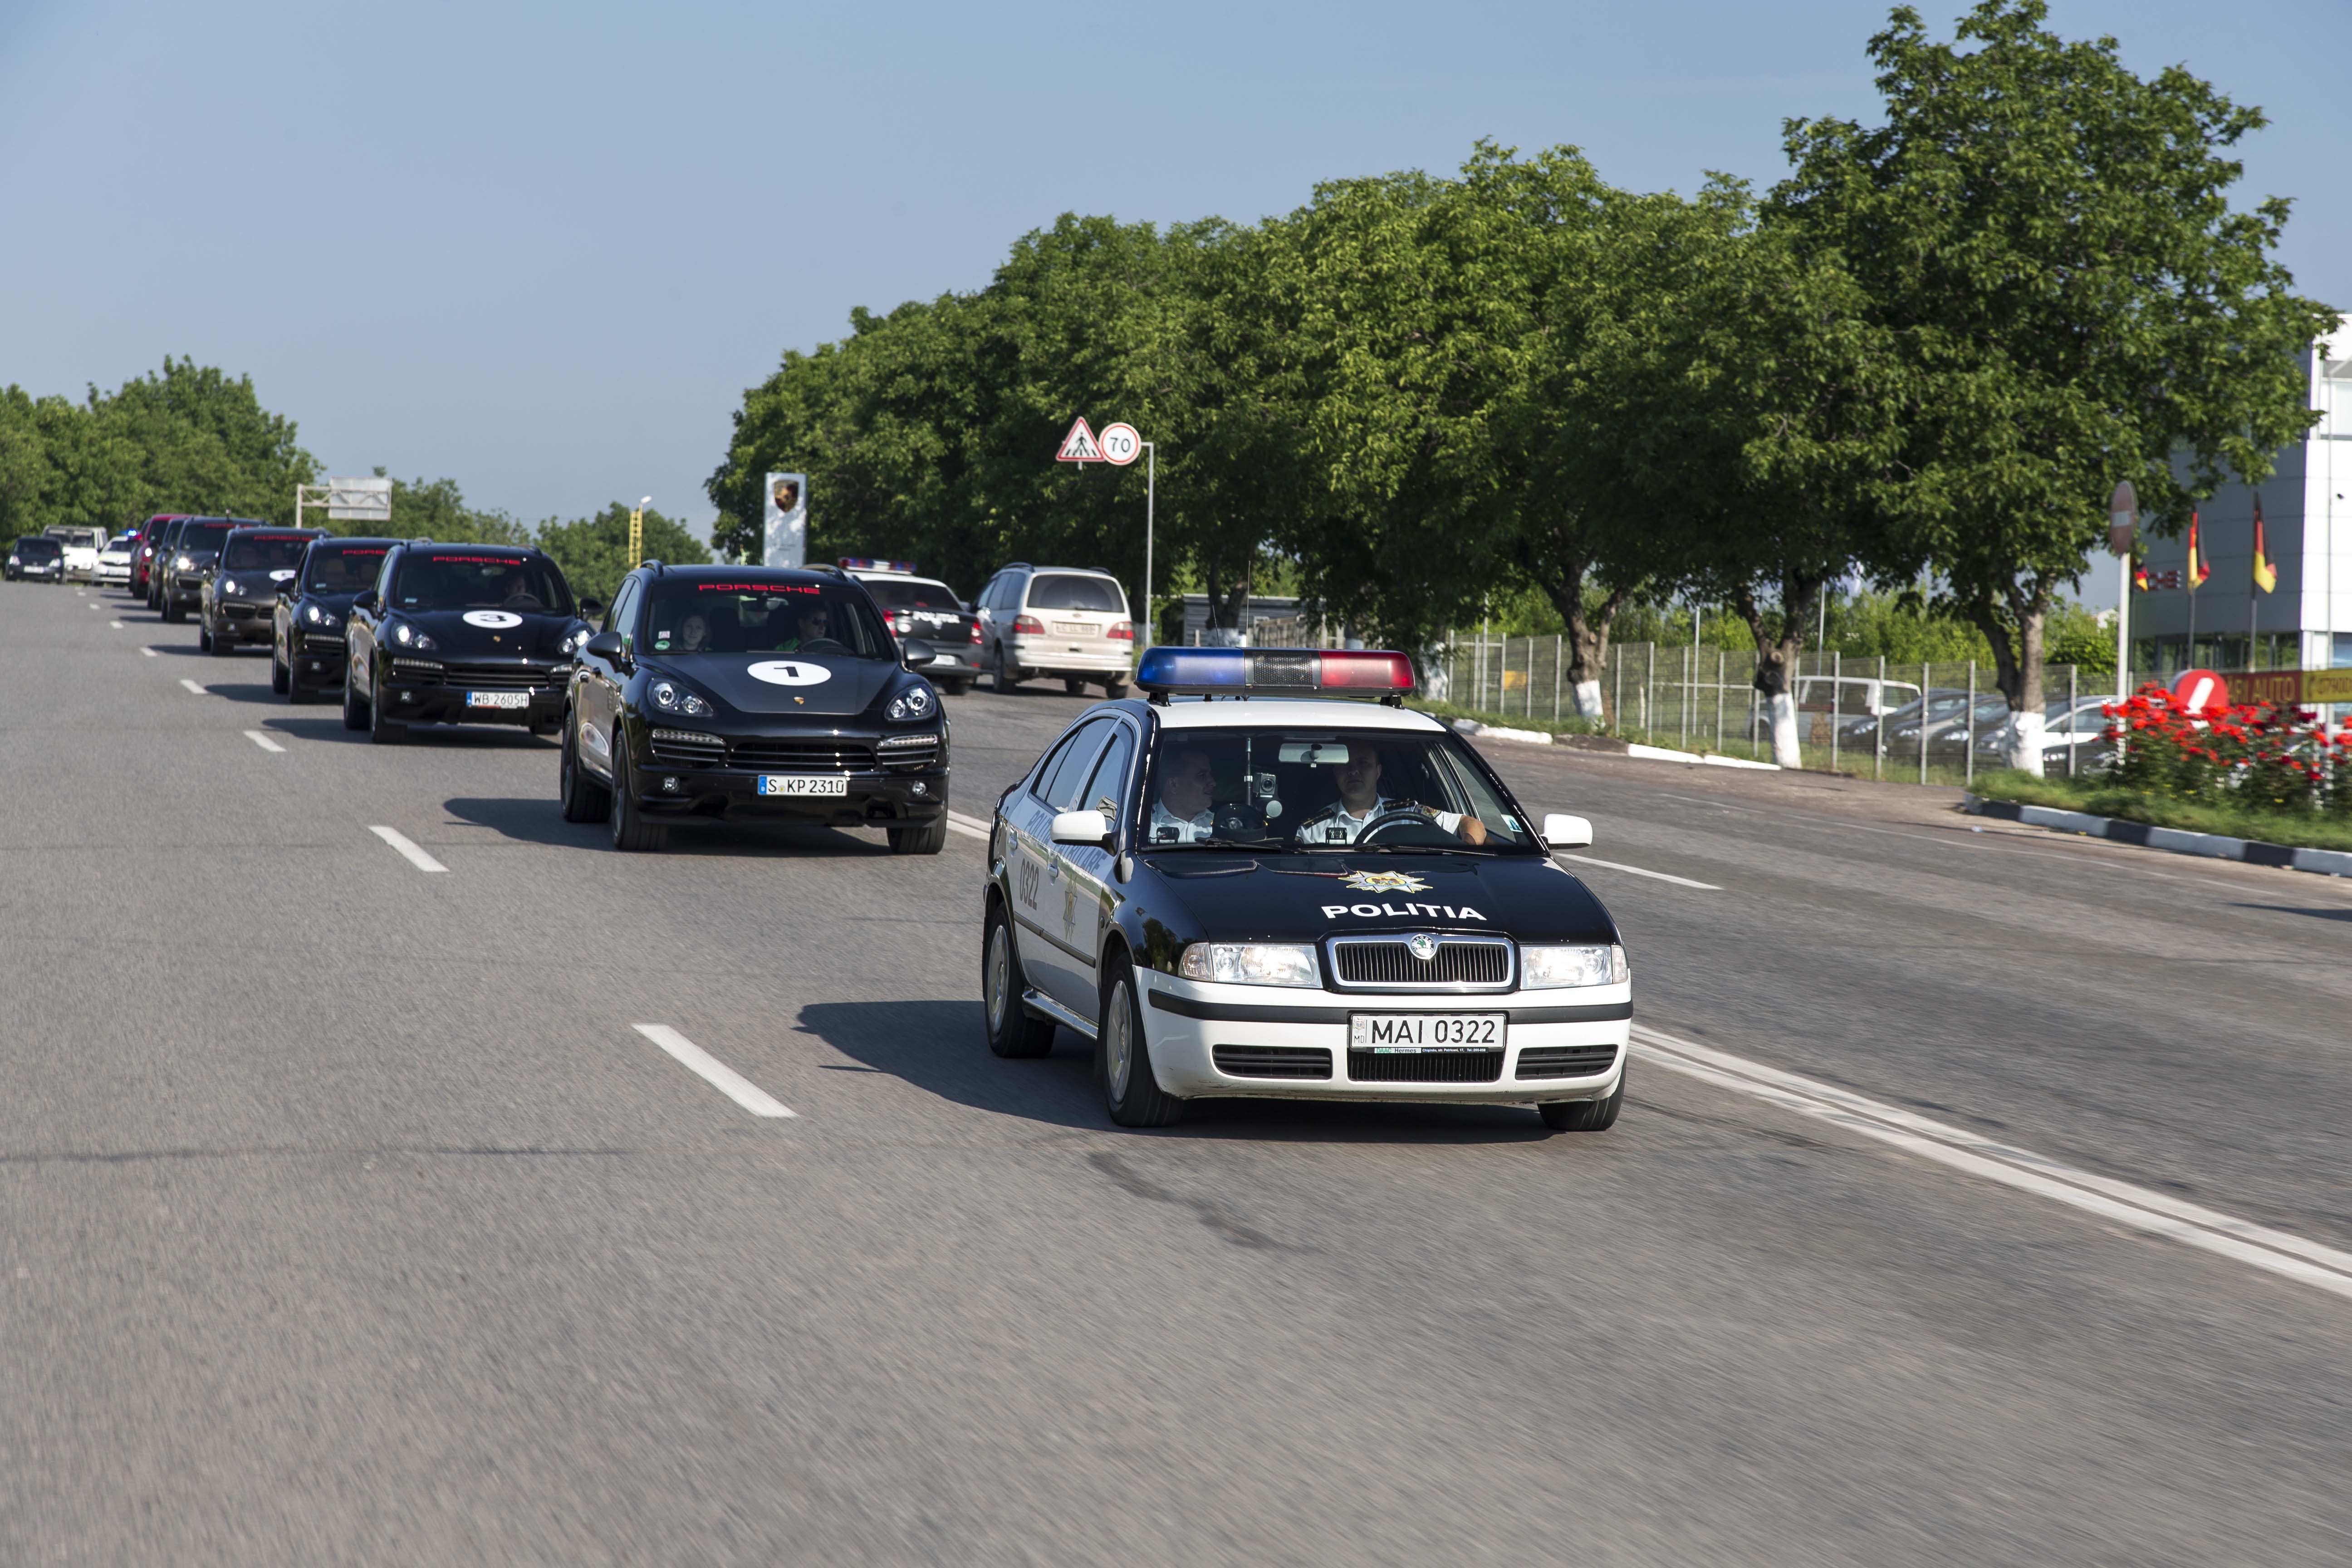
<box><xmin>1318</xmin><ymin>650</ymin><xmax>1416</xmax><ymax>690</ymax></box>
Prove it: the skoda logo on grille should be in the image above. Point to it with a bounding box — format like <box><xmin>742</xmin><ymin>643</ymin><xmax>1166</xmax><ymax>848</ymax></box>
<box><xmin>1407</xmin><ymin>934</ymin><xmax>1440</xmax><ymax>962</ymax></box>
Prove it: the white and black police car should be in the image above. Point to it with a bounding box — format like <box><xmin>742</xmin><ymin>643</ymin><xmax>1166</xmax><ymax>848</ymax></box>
<box><xmin>981</xmin><ymin>646</ymin><xmax>1630</xmax><ymax>1130</ymax></box>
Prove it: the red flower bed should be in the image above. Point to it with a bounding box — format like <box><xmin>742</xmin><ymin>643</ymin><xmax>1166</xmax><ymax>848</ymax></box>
<box><xmin>2101</xmin><ymin>685</ymin><xmax>2349</xmax><ymax>816</ymax></box>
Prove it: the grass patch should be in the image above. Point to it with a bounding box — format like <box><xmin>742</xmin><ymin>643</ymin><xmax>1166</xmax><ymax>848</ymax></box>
<box><xmin>1971</xmin><ymin>770</ymin><xmax>2352</xmax><ymax>853</ymax></box>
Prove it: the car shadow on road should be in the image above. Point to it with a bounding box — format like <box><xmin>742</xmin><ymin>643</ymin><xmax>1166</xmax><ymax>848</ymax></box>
<box><xmin>259</xmin><ymin>716</ymin><xmax>371</xmax><ymax>745</ymax></box>
<box><xmin>797</xmin><ymin>999</ymin><xmax>1555</xmax><ymax>1144</ymax></box>
<box><xmin>441</xmin><ymin>796</ymin><xmax>892</xmax><ymax>856</ymax></box>
<box><xmin>2232</xmin><ymin>903</ymin><xmax>2352</xmax><ymax>923</ymax></box>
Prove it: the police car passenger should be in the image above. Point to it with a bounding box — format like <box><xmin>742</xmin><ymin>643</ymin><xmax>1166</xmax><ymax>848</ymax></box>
<box><xmin>1149</xmin><ymin>743</ymin><xmax>1217</xmax><ymax>843</ymax></box>
<box><xmin>1294</xmin><ymin>745</ymin><xmax>1488</xmax><ymax>845</ymax></box>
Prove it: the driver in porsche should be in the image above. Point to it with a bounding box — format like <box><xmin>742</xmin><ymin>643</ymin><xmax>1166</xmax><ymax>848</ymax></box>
<box><xmin>1294</xmin><ymin>747</ymin><xmax>1487</xmax><ymax>846</ymax></box>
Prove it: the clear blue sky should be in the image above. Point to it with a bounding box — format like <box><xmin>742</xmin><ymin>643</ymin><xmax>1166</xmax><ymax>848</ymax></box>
<box><xmin>3</xmin><ymin>0</ymin><xmax>2345</xmax><ymax>556</ymax></box>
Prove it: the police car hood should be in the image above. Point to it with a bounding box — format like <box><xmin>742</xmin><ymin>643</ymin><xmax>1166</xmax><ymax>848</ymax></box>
<box><xmin>647</xmin><ymin>652</ymin><xmax>900</xmax><ymax>717</ymax></box>
<box><xmin>398</xmin><ymin>607</ymin><xmax>583</xmax><ymax>657</ymax></box>
<box><xmin>1143</xmin><ymin>851</ymin><xmax>1619</xmax><ymax>945</ymax></box>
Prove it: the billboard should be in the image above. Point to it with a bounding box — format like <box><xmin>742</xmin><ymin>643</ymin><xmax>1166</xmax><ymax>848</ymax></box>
<box><xmin>764</xmin><ymin>473</ymin><xmax>807</xmax><ymax>568</ymax></box>
<box><xmin>325</xmin><ymin>476</ymin><xmax>392</xmax><ymax>522</ymax></box>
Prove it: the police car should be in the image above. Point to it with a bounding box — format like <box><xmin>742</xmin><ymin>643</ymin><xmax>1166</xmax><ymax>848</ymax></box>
<box><xmin>980</xmin><ymin>646</ymin><xmax>1629</xmax><ymax>1130</ymax></box>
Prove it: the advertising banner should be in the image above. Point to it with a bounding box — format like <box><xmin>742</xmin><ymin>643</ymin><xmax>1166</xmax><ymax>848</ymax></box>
<box><xmin>2214</xmin><ymin>669</ymin><xmax>2352</xmax><ymax>707</ymax></box>
<box><xmin>764</xmin><ymin>473</ymin><xmax>808</xmax><ymax>569</ymax></box>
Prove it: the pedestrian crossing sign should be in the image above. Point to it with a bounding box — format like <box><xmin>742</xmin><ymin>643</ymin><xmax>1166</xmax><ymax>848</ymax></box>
<box><xmin>1055</xmin><ymin>417</ymin><xmax>1103</xmax><ymax>464</ymax></box>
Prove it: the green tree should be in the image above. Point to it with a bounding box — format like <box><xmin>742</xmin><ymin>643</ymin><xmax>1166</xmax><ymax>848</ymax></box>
<box><xmin>534</xmin><ymin>502</ymin><xmax>711</xmax><ymax>607</ymax></box>
<box><xmin>1774</xmin><ymin>0</ymin><xmax>2332</xmax><ymax>770</ymax></box>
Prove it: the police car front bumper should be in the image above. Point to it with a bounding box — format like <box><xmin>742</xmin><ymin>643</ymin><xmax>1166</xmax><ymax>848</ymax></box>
<box><xmin>1134</xmin><ymin>971</ymin><xmax>1630</xmax><ymax>1103</ymax></box>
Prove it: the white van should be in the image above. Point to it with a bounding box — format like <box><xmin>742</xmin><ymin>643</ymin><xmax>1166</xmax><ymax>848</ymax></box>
<box><xmin>45</xmin><ymin>525</ymin><xmax>105</xmax><ymax>583</ymax></box>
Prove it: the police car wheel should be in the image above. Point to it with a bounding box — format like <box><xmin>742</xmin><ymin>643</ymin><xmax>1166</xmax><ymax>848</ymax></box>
<box><xmin>1099</xmin><ymin>956</ymin><xmax>1183</xmax><ymax>1128</ymax></box>
<box><xmin>982</xmin><ymin>904</ymin><xmax>1055</xmax><ymax>1058</ymax></box>
<box><xmin>608</xmin><ymin>734</ymin><xmax>668</xmax><ymax>852</ymax></box>
<box><xmin>560</xmin><ymin>715</ymin><xmax>611</xmax><ymax>823</ymax></box>
<box><xmin>342</xmin><ymin>667</ymin><xmax>370</xmax><ymax>730</ymax></box>
<box><xmin>1539</xmin><ymin>1057</ymin><xmax>1627</xmax><ymax>1132</ymax></box>
<box><xmin>888</xmin><ymin>818</ymin><xmax>946</xmax><ymax>855</ymax></box>
<box><xmin>270</xmin><ymin>647</ymin><xmax>289</xmax><ymax>693</ymax></box>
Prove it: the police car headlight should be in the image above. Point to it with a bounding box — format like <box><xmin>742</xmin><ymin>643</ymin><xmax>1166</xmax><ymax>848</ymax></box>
<box><xmin>1178</xmin><ymin>943</ymin><xmax>1320</xmax><ymax>988</ymax></box>
<box><xmin>651</xmin><ymin>680</ymin><xmax>713</xmax><ymax>716</ymax></box>
<box><xmin>1521</xmin><ymin>944</ymin><xmax>1629</xmax><ymax>989</ymax></box>
<box><xmin>887</xmin><ymin>686</ymin><xmax>936</xmax><ymax>721</ymax></box>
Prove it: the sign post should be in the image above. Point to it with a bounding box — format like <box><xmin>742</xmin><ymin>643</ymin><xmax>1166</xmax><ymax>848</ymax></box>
<box><xmin>2108</xmin><ymin>480</ymin><xmax>2136</xmax><ymax>694</ymax></box>
<box><xmin>1095</xmin><ymin>422</ymin><xmax>1151</xmax><ymax>651</ymax></box>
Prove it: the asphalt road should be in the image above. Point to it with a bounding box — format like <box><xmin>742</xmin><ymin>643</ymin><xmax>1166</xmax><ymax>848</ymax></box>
<box><xmin>5</xmin><ymin>578</ymin><xmax>2351</xmax><ymax>1566</ymax></box>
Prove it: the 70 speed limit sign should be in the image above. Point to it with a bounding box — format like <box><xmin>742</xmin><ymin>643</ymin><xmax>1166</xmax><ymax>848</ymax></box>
<box><xmin>1098</xmin><ymin>423</ymin><xmax>1143</xmax><ymax>466</ymax></box>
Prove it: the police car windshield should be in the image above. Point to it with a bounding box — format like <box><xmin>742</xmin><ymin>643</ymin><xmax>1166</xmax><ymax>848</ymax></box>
<box><xmin>392</xmin><ymin>553</ymin><xmax>572</xmax><ymax>614</ymax></box>
<box><xmin>1142</xmin><ymin>727</ymin><xmax>1538</xmax><ymax>854</ymax></box>
<box><xmin>222</xmin><ymin>534</ymin><xmax>310</xmax><ymax>572</ymax></box>
<box><xmin>641</xmin><ymin>579</ymin><xmax>893</xmax><ymax>658</ymax></box>
<box><xmin>861</xmin><ymin>578</ymin><xmax>962</xmax><ymax>612</ymax></box>
<box><xmin>306</xmin><ymin>546</ymin><xmax>387</xmax><ymax>593</ymax></box>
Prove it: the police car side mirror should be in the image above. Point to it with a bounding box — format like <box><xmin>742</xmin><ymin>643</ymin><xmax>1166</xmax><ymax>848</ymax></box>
<box><xmin>584</xmin><ymin>630</ymin><xmax>626</xmax><ymax>662</ymax></box>
<box><xmin>900</xmin><ymin>637</ymin><xmax>936</xmax><ymax>670</ymax></box>
<box><xmin>1051</xmin><ymin>809</ymin><xmax>1110</xmax><ymax>847</ymax></box>
<box><xmin>1542</xmin><ymin>813</ymin><xmax>1593</xmax><ymax>850</ymax></box>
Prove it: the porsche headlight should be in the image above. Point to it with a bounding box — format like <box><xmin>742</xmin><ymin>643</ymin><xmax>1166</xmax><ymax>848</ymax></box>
<box><xmin>392</xmin><ymin>623</ymin><xmax>435</xmax><ymax>652</ymax></box>
<box><xmin>557</xmin><ymin>627</ymin><xmax>589</xmax><ymax>656</ymax></box>
<box><xmin>1178</xmin><ymin>943</ymin><xmax>1320</xmax><ymax>988</ymax></box>
<box><xmin>886</xmin><ymin>686</ymin><xmax>936</xmax><ymax>721</ymax></box>
<box><xmin>174</xmin><ymin>554</ymin><xmax>192</xmax><ymax>570</ymax></box>
<box><xmin>1520</xmin><ymin>944</ymin><xmax>1629</xmax><ymax>989</ymax></box>
<box><xmin>304</xmin><ymin>604</ymin><xmax>338</xmax><ymax>628</ymax></box>
<box><xmin>221</xmin><ymin>579</ymin><xmax>242</xmax><ymax>597</ymax></box>
<box><xmin>651</xmin><ymin>679</ymin><xmax>713</xmax><ymax>717</ymax></box>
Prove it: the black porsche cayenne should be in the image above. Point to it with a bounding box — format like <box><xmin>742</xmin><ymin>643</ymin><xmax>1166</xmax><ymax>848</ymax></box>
<box><xmin>343</xmin><ymin>541</ymin><xmax>595</xmax><ymax>744</ymax></box>
<box><xmin>559</xmin><ymin>564</ymin><xmax>950</xmax><ymax>853</ymax></box>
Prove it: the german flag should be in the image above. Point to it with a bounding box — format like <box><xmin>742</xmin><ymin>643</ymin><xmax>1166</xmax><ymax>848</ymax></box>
<box><xmin>2133</xmin><ymin>558</ymin><xmax>2151</xmax><ymax>592</ymax></box>
<box><xmin>2253</xmin><ymin>495</ymin><xmax>2277</xmax><ymax>593</ymax></box>
<box><xmin>2186</xmin><ymin>511</ymin><xmax>2211</xmax><ymax>588</ymax></box>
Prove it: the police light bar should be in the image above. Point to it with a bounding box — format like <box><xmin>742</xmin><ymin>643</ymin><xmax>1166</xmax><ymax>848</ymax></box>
<box><xmin>1134</xmin><ymin>646</ymin><xmax>1416</xmax><ymax>699</ymax></box>
<box><xmin>838</xmin><ymin>556</ymin><xmax>915</xmax><ymax>573</ymax></box>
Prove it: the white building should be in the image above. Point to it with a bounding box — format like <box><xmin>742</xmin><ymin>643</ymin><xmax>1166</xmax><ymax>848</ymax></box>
<box><xmin>2132</xmin><ymin>317</ymin><xmax>2352</xmax><ymax>680</ymax></box>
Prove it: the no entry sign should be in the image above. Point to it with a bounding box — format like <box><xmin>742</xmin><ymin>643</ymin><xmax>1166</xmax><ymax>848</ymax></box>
<box><xmin>2172</xmin><ymin>668</ymin><xmax>2230</xmax><ymax>716</ymax></box>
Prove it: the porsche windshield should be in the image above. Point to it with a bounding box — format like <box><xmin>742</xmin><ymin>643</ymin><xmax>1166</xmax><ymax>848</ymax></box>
<box><xmin>176</xmin><ymin>522</ymin><xmax>234</xmax><ymax>556</ymax></box>
<box><xmin>222</xmin><ymin>534</ymin><xmax>312</xmax><ymax>572</ymax></box>
<box><xmin>641</xmin><ymin>580</ymin><xmax>894</xmax><ymax>659</ymax></box>
<box><xmin>1135</xmin><ymin>726</ymin><xmax>1539</xmax><ymax>854</ymax></box>
<box><xmin>391</xmin><ymin>553</ymin><xmax>573</xmax><ymax>614</ymax></box>
<box><xmin>306</xmin><ymin>546</ymin><xmax>387</xmax><ymax>593</ymax></box>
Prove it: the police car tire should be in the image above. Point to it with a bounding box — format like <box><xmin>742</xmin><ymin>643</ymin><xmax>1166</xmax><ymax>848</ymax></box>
<box><xmin>982</xmin><ymin>903</ymin><xmax>1055</xmax><ymax>1058</ymax></box>
<box><xmin>270</xmin><ymin>648</ymin><xmax>289</xmax><ymax>693</ymax></box>
<box><xmin>560</xmin><ymin>715</ymin><xmax>611</xmax><ymax>823</ymax></box>
<box><xmin>888</xmin><ymin>818</ymin><xmax>946</xmax><ymax>855</ymax></box>
<box><xmin>1539</xmin><ymin>1058</ymin><xmax>1627</xmax><ymax>1132</ymax></box>
<box><xmin>342</xmin><ymin>668</ymin><xmax>370</xmax><ymax>730</ymax></box>
<box><xmin>1099</xmin><ymin>956</ymin><xmax>1183</xmax><ymax>1128</ymax></box>
<box><xmin>608</xmin><ymin>735</ymin><xmax>667</xmax><ymax>852</ymax></box>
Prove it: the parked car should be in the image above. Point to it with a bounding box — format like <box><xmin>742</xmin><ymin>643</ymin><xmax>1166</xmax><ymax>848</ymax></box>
<box><xmin>842</xmin><ymin>560</ymin><xmax>983</xmax><ymax>694</ymax></box>
<box><xmin>1976</xmin><ymin>695</ymin><xmax>2122</xmax><ymax>771</ymax></box>
<box><xmin>45</xmin><ymin>525</ymin><xmax>105</xmax><ymax>582</ymax></box>
<box><xmin>201</xmin><ymin>526</ymin><xmax>325</xmax><ymax>655</ymax></box>
<box><xmin>1796</xmin><ymin>673</ymin><xmax>1923</xmax><ymax>723</ymax></box>
<box><xmin>94</xmin><ymin>534</ymin><xmax>135</xmax><ymax>588</ymax></box>
<box><xmin>972</xmin><ymin>562</ymin><xmax>1135</xmax><ymax>697</ymax></box>
<box><xmin>5</xmin><ymin>536</ymin><xmax>66</xmax><ymax>583</ymax></box>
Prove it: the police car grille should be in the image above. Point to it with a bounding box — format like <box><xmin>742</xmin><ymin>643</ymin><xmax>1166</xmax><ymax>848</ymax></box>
<box><xmin>1347</xmin><ymin>1049</ymin><xmax>1503</xmax><ymax>1083</ymax></box>
<box><xmin>1213</xmin><ymin>1046</ymin><xmax>1332</xmax><ymax>1080</ymax></box>
<box><xmin>1515</xmin><ymin>1044</ymin><xmax>1618</xmax><ymax>1079</ymax></box>
<box><xmin>730</xmin><ymin>738</ymin><xmax>875</xmax><ymax>772</ymax></box>
<box><xmin>439</xmin><ymin>662</ymin><xmax>554</xmax><ymax>691</ymax></box>
<box><xmin>1333</xmin><ymin>940</ymin><xmax>1511</xmax><ymax>988</ymax></box>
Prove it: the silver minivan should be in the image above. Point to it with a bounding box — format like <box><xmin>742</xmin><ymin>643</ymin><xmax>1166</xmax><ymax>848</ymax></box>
<box><xmin>974</xmin><ymin>564</ymin><xmax>1135</xmax><ymax>697</ymax></box>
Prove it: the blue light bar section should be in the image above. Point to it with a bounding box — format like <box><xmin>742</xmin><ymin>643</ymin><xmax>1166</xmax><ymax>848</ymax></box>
<box><xmin>1136</xmin><ymin>647</ymin><xmax>1246</xmax><ymax>689</ymax></box>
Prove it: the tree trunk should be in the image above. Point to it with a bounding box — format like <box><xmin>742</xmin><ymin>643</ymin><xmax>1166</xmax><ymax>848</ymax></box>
<box><xmin>1735</xmin><ymin>575</ymin><xmax>1823</xmax><ymax>770</ymax></box>
<box><xmin>1966</xmin><ymin>583</ymin><xmax>2048</xmax><ymax>777</ymax></box>
<box><xmin>1518</xmin><ymin>549</ymin><xmax>1631</xmax><ymax>724</ymax></box>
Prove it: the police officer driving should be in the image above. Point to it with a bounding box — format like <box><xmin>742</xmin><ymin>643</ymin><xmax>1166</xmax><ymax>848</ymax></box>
<box><xmin>1294</xmin><ymin>745</ymin><xmax>1488</xmax><ymax>846</ymax></box>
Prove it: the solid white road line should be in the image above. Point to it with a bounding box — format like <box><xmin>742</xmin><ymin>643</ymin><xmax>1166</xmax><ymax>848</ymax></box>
<box><xmin>944</xmin><ymin>808</ymin><xmax>994</xmax><ymax>842</ymax></box>
<box><xmin>631</xmin><ymin>1024</ymin><xmax>797</xmax><ymax>1118</ymax></box>
<box><xmin>1554</xmin><ymin>852</ymin><xmax>1720</xmax><ymax>890</ymax></box>
<box><xmin>141</xmin><ymin>647</ymin><xmax>157</xmax><ymax>657</ymax></box>
<box><xmin>178</xmin><ymin>678</ymin><xmax>208</xmax><ymax>696</ymax></box>
<box><xmin>243</xmin><ymin>730</ymin><xmax>285</xmax><ymax>754</ymax></box>
<box><xmin>1632</xmin><ymin>1024</ymin><xmax>2352</xmax><ymax>1303</ymax></box>
<box><xmin>368</xmin><ymin>825</ymin><xmax>448</xmax><ymax>873</ymax></box>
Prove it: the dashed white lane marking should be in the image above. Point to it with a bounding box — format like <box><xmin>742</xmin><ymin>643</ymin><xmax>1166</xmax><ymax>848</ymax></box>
<box><xmin>243</xmin><ymin>730</ymin><xmax>285</xmax><ymax>753</ymax></box>
<box><xmin>1554</xmin><ymin>852</ymin><xmax>1720</xmax><ymax>890</ymax></box>
<box><xmin>368</xmin><ymin>825</ymin><xmax>447</xmax><ymax>873</ymax></box>
<box><xmin>109</xmin><ymin>620</ymin><xmax>125</xmax><ymax>629</ymax></box>
<box><xmin>944</xmin><ymin>808</ymin><xmax>994</xmax><ymax>842</ymax></box>
<box><xmin>1633</xmin><ymin>1025</ymin><xmax>2352</xmax><ymax>1303</ymax></box>
<box><xmin>178</xmin><ymin>678</ymin><xmax>208</xmax><ymax>696</ymax></box>
<box><xmin>631</xmin><ymin>1024</ymin><xmax>797</xmax><ymax>1118</ymax></box>
<box><xmin>141</xmin><ymin>647</ymin><xmax>157</xmax><ymax>657</ymax></box>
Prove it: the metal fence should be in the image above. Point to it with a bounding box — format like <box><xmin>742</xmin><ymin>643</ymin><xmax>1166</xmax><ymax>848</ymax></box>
<box><xmin>1441</xmin><ymin>630</ymin><xmax>2094</xmax><ymax>784</ymax></box>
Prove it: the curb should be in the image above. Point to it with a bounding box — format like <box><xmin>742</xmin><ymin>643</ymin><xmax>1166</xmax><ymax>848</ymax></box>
<box><xmin>1961</xmin><ymin>794</ymin><xmax>2352</xmax><ymax>879</ymax></box>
